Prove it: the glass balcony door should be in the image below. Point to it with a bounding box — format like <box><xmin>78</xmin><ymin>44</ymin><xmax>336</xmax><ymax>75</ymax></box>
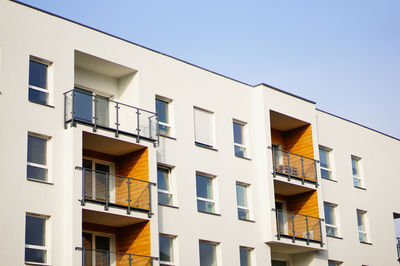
<box><xmin>82</xmin><ymin>232</ymin><xmax>115</xmax><ymax>266</ymax></box>
<box><xmin>73</xmin><ymin>87</ymin><xmax>109</xmax><ymax>127</ymax></box>
<box><xmin>83</xmin><ymin>159</ymin><xmax>115</xmax><ymax>202</ymax></box>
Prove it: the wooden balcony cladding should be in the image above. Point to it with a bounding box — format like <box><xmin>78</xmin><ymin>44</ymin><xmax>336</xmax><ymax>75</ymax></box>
<box><xmin>271</xmin><ymin>124</ymin><xmax>314</xmax><ymax>159</ymax></box>
<box><xmin>276</xmin><ymin>190</ymin><xmax>319</xmax><ymax>217</ymax></box>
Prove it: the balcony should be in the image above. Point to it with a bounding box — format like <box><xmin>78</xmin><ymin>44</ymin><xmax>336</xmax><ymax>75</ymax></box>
<box><xmin>76</xmin><ymin>247</ymin><xmax>157</xmax><ymax>266</ymax></box>
<box><xmin>270</xmin><ymin>146</ymin><xmax>318</xmax><ymax>187</ymax></box>
<box><xmin>77</xmin><ymin>166</ymin><xmax>155</xmax><ymax>217</ymax></box>
<box><xmin>64</xmin><ymin>89</ymin><xmax>159</xmax><ymax>145</ymax></box>
<box><xmin>273</xmin><ymin>209</ymin><xmax>323</xmax><ymax>247</ymax></box>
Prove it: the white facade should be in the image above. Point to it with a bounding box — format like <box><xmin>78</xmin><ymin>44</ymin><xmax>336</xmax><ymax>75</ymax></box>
<box><xmin>0</xmin><ymin>1</ymin><xmax>399</xmax><ymax>265</ymax></box>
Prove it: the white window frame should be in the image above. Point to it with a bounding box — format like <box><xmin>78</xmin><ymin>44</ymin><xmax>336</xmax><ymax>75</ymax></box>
<box><xmin>156</xmin><ymin>95</ymin><xmax>174</xmax><ymax>137</ymax></box>
<box><xmin>233</xmin><ymin>119</ymin><xmax>249</xmax><ymax>158</ymax></box>
<box><xmin>159</xmin><ymin>234</ymin><xmax>176</xmax><ymax>266</ymax></box>
<box><xmin>82</xmin><ymin>230</ymin><xmax>116</xmax><ymax>266</ymax></box>
<box><xmin>236</xmin><ymin>182</ymin><xmax>252</xmax><ymax>221</ymax></box>
<box><xmin>324</xmin><ymin>202</ymin><xmax>340</xmax><ymax>237</ymax></box>
<box><xmin>319</xmin><ymin>146</ymin><xmax>334</xmax><ymax>180</ymax></box>
<box><xmin>196</xmin><ymin>172</ymin><xmax>218</xmax><ymax>214</ymax></box>
<box><xmin>352</xmin><ymin>155</ymin><xmax>364</xmax><ymax>188</ymax></box>
<box><xmin>193</xmin><ymin>106</ymin><xmax>216</xmax><ymax>149</ymax></box>
<box><xmin>29</xmin><ymin>56</ymin><xmax>53</xmax><ymax>105</ymax></box>
<box><xmin>27</xmin><ymin>132</ymin><xmax>51</xmax><ymax>183</ymax></box>
<box><xmin>25</xmin><ymin>213</ymin><xmax>50</xmax><ymax>265</ymax></box>
<box><xmin>157</xmin><ymin>164</ymin><xmax>174</xmax><ymax>206</ymax></box>
<box><xmin>357</xmin><ymin>209</ymin><xmax>370</xmax><ymax>243</ymax></box>
<box><xmin>239</xmin><ymin>246</ymin><xmax>253</xmax><ymax>266</ymax></box>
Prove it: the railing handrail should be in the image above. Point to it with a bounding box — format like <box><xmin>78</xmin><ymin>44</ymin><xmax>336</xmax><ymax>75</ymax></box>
<box><xmin>272</xmin><ymin>208</ymin><xmax>324</xmax><ymax>221</ymax></box>
<box><xmin>65</xmin><ymin>89</ymin><xmax>157</xmax><ymax>116</ymax></box>
<box><xmin>268</xmin><ymin>146</ymin><xmax>319</xmax><ymax>163</ymax></box>
<box><xmin>75</xmin><ymin>166</ymin><xmax>156</xmax><ymax>186</ymax></box>
<box><xmin>75</xmin><ymin>247</ymin><xmax>158</xmax><ymax>260</ymax></box>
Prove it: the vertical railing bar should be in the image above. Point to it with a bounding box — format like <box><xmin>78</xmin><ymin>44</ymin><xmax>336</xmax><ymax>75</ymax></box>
<box><xmin>148</xmin><ymin>116</ymin><xmax>152</xmax><ymax>140</ymax></box>
<box><xmin>305</xmin><ymin>216</ymin><xmax>310</xmax><ymax>245</ymax></box>
<box><xmin>128</xmin><ymin>254</ymin><xmax>132</xmax><ymax>266</ymax></box>
<box><xmin>136</xmin><ymin>108</ymin><xmax>140</xmax><ymax>143</ymax></box>
<box><xmin>276</xmin><ymin>209</ymin><xmax>281</xmax><ymax>240</ymax></box>
<box><xmin>148</xmin><ymin>183</ymin><xmax>152</xmax><ymax>218</ymax></box>
<box><xmin>82</xmin><ymin>247</ymin><xmax>85</xmax><ymax>266</ymax></box>
<box><xmin>300</xmin><ymin>156</ymin><xmax>305</xmax><ymax>184</ymax></box>
<box><xmin>287</xmin><ymin>152</ymin><xmax>291</xmax><ymax>181</ymax></box>
<box><xmin>71</xmin><ymin>90</ymin><xmax>76</xmax><ymax>127</ymax></box>
<box><xmin>115</xmin><ymin>102</ymin><xmax>120</xmax><ymax>137</ymax></box>
<box><xmin>105</xmin><ymin>172</ymin><xmax>109</xmax><ymax>211</ymax></box>
<box><xmin>292</xmin><ymin>213</ymin><xmax>295</xmax><ymax>243</ymax></box>
<box><xmin>272</xmin><ymin>147</ymin><xmax>276</xmax><ymax>178</ymax></box>
<box><xmin>314</xmin><ymin>160</ymin><xmax>319</xmax><ymax>188</ymax></box>
<box><xmin>127</xmin><ymin>178</ymin><xmax>131</xmax><ymax>214</ymax></box>
<box><xmin>93</xmin><ymin>94</ymin><xmax>97</xmax><ymax>132</ymax></box>
<box><xmin>81</xmin><ymin>168</ymin><xmax>86</xmax><ymax>206</ymax></box>
<box><xmin>106</xmin><ymin>250</ymin><xmax>110</xmax><ymax>266</ymax></box>
<box><xmin>64</xmin><ymin>92</ymin><xmax>67</xmax><ymax>129</ymax></box>
<box><xmin>319</xmin><ymin>218</ymin><xmax>324</xmax><ymax>247</ymax></box>
<box><xmin>156</xmin><ymin>115</ymin><xmax>160</xmax><ymax>147</ymax></box>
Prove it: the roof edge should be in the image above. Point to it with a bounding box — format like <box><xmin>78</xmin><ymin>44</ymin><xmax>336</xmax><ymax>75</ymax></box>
<box><xmin>316</xmin><ymin>108</ymin><xmax>400</xmax><ymax>141</ymax></box>
<box><xmin>254</xmin><ymin>83</ymin><xmax>316</xmax><ymax>104</ymax></box>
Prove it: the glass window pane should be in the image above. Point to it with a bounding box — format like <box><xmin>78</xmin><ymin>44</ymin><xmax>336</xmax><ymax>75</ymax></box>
<box><xmin>197</xmin><ymin>200</ymin><xmax>215</xmax><ymax>213</ymax></box>
<box><xmin>233</xmin><ymin>122</ymin><xmax>243</xmax><ymax>145</ymax></box>
<box><xmin>324</xmin><ymin>204</ymin><xmax>333</xmax><ymax>225</ymax></box>
<box><xmin>357</xmin><ymin>211</ymin><xmax>364</xmax><ymax>230</ymax></box>
<box><xmin>28</xmin><ymin>135</ymin><xmax>46</xmax><ymax>165</ymax></box>
<box><xmin>326</xmin><ymin>226</ymin><xmax>337</xmax><ymax>237</ymax></box>
<box><xmin>156</xmin><ymin>99</ymin><xmax>168</xmax><ymax>123</ymax></box>
<box><xmin>158</xmin><ymin>192</ymin><xmax>172</xmax><ymax>205</ymax></box>
<box><xmin>321</xmin><ymin>169</ymin><xmax>331</xmax><ymax>179</ymax></box>
<box><xmin>236</xmin><ymin>184</ymin><xmax>247</xmax><ymax>207</ymax></box>
<box><xmin>159</xmin><ymin>124</ymin><xmax>170</xmax><ymax>136</ymax></box>
<box><xmin>27</xmin><ymin>165</ymin><xmax>48</xmax><ymax>181</ymax></box>
<box><xmin>196</xmin><ymin>175</ymin><xmax>212</xmax><ymax>199</ymax></box>
<box><xmin>159</xmin><ymin>235</ymin><xmax>173</xmax><ymax>262</ymax></box>
<box><xmin>352</xmin><ymin>158</ymin><xmax>359</xmax><ymax>177</ymax></box>
<box><xmin>95</xmin><ymin>96</ymin><xmax>109</xmax><ymax>127</ymax></box>
<box><xmin>157</xmin><ymin>168</ymin><xmax>170</xmax><ymax>191</ymax></box>
<box><xmin>26</xmin><ymin>216</ymin><xmax>45</xmax><ymax>246</ymax></box>
<box><xmin>29</xmin><ymin>88</ymin><xmax>48</xmax><ymax>104</ymax></box>
<box><xmin>74</xmin><ymin>88</ymin><xmax>93</xmax><ymax>123</ymax></box>
<box><xmin>199</xmin><ymin>241</ymin><xmax>216</xmax><ymax>266</ymax></box>
<box><xmin>238</xmin><ymin>208</ymin><xmax>249</xmax><ymax>220</ymax></box>
<box><xmin>25</xmin><ymin>248</ymin><xmax>46</xmax><ymax>264</ymax></box>
<box><xmin>319</xmin><ymin>149</ymin><xmax>329</xmax><ymax>168</ymax></box>
<box><xmin>234</xmin><ymin>145</ymin><xmax>246</xmax><ymax>157</ymax></box>
<box><xmin>29</xmin><ymin>60</ymin><xmax>47</xmax><ymax>89</ymax></box>
<box><xmin>240</xmin><ymin>248</ymin><xmax>250</xmax><ymax>266</ymax></box>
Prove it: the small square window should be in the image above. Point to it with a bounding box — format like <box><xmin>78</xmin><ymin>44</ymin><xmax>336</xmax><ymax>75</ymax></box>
<box><xmin>324</xmin><ymin>202</ymin><xmax>339</xmax><ymax>237</ymax></box>
<box><xmin>159</xmin><ymin>234</ymin><xmax>175</xmax><ymax>266</ymax></box>
<box><xmin>352</xmin><ymin>156</ymin><xmax>364</xmax><ymax>188</ymax></box>
<box><xmin>239</xmin><ymin>246</ymin><xmax>252</xmax><ymax>266</ymax></box>
<box><xmin>27</xmin><ymin>134</ymin><xmax>49</xmax><ymax>181</ymax></box>
<box><xmin>199</xmin><ymin>240</ymin><xmax>217</xmax><ymax>266</ymax></box>
<box><xmin>25</xmin><ymin>214</ymin><xmax>48</xmax><ymax>264</ymax></box>
<box><xmin>236</xmin><ymin>183</ymin><xmax>252</xmax><ymax>220</ymax></box>
<box><xmin>233</xmin><ymin>120</ymin><xmax>248</xmax><ymax>158</ymax></box>
<box><xmin>319</xmin><ymin>146</ymin><xmax>333</xmax><ymax>180</ymax></box>
<box><xmin>196</xmin><ymin>173</ymin><xmax>217</xmax><ymax>214</ymax></box>
<box><xmin>29</xmin><ymin>58</ymin><xmax>51</xmax><ymax>105</ymax></box>
<box><xmin>156</xmin><ymin>96</ymin><xmax>173</xmax><ymax>137</ymax></box>
<box><xmin>157</xmin><ymin>166</ymin><xmax>173</xmax><ymax>206</ymax></box>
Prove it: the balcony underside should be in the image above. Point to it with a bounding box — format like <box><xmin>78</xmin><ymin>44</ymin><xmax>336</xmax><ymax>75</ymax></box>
<box><xmin>83</xmin><ymin>209</ymin><xmax>145</xmax><ymax>227</ymax></box>
<box><xmin>267</xmin><ymin>240</ymin><xmax>324</xmax><ymax>254</ymax></box>
<box><xmin>274</xmin><ymin>179</ymin><xmax>315</xmax><ymax>197</ymax></box>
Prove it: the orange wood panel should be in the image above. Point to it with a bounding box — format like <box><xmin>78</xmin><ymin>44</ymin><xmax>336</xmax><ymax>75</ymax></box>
<box><xmin>83</xmin><ymin>149</ymin><xmax>117</xmax><ymax>162</ymax></box>
<box><xmin>284</xmin><ymin>125</ymin><xmax>314</xmax><ymax>158</ymax></box>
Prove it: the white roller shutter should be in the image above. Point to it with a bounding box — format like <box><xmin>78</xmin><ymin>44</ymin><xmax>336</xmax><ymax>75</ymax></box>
<box><xmin>194</xmin><ymin>107</ymin><xmax>214</xmax><ymax>147</ymax></box>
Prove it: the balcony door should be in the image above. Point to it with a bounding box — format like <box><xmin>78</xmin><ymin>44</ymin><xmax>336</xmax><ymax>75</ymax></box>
<box><xmin>74</xmin><ymin>87</ymin><xmax>109</xmax><ymax>127</ymax></box>
<box><xmin>83</xmin><ymin>231</ymin><xmax>116</xmax><ymax>266</ymax></box>
<box><xmin>83</xmin><ymin>158</ymin><xmax>115</xmax><ymax>203</ymax></box>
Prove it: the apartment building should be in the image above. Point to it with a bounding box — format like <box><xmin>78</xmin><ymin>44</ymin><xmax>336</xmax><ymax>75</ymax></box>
<box><xmin>0</xmin><ymin>1</ymin><xmax>399</xmax><ymax>265</ymax></box>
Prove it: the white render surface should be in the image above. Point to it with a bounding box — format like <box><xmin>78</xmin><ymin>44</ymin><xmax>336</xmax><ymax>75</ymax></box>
<box><xmin>0</xmin><ymin>1</ymin><xmax>399</xmax><ymax>265</ymax></box>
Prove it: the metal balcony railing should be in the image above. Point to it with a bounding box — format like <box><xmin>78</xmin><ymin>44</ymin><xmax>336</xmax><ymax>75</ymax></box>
<box><xmin>397</xmin><ymin>237</ymin><xmax>400</xmax><ymax>261</ymax></box>
<box><xmin>269</xmin><ymin>146</ymin><xmax>319</xmax><ymax>186</ymax></box>
<box><xmin>273</xmin><ymin>209</ymin><xmax>324</xmax><ymax>247</ymax></box>
<box><xmin>64</xmin><ymin>89</ymin><xmax>159</xmax><ymax>145</ymax></box>
<box><xmin>76</xmin><ymin>247</ymin><xmax>158</xmax><ymax>266</ymax></box>
<box><xmin>77</xmin><ymin>166</ymin><xmax>156</xmax><ymax>217</ymax></box>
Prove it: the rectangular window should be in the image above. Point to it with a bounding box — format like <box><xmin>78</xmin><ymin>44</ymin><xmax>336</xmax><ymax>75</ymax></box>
<box><xmin>352</xmin><ymin>156</ymin><xmax>363</xmax><ymax>187</ymax></box>
<box><xmin>199</xmin><ymin>240</ymin><xmax>217</xmax><ymax>266</ymax></box>
<box><xmin>27</xmin><ymin>134</ymin><xmax>49</xmax><ymax>181</ymax></box>
<box><xmin>324</xmin><ymin>202</ymin><xmax>339</xmax><ymax>237</ymax></box>
<box><xmin>236</xmin><ymin>183</ymin><xmax>251</xmax><ymax>220</ymax></box>
<box><xmin>196</xmin><ymin>173</ymin><xmax>216</xmax><ymax>214</ymax></box>
<box><xmin>158</xmin><ymin>166</ymin><xmax>173</xmax><ymax>206</ymax></box>
<box><xmin>319</xmin><ymin>146</ymin><xmax>333</xmax><ymax>179</ymax></box>
<box><xmin>357</xmin><ymin>209</ymin><xmax>368</xmax><ymax>243</ymax></box>
<box><xmin>194</xmin><ymin>107</ymin><xmax>215</xmax><ymax>148</ymax></box>
<box><xmin>239</xmin><ymin>247</ymin><xmax>252</xmax><ymax>266</ymax></box>
<box><xmin>29</xmin><ymin>58</ymin><xmax>50</xmax><ymax>105</ymax></box>
<box><xmin>159</xmin><ymin>235</ymin><xmax>175</xmax><ymax>266</ymax></box>
<box><xmin>233</xmin><ymin>120</ymin><xmax>248</xmax><ymax>158</ymax></box>
<box><xmin>156</xmin><ymin>96</ymin><xmax>173</xmax><ymax>136</ymax></box>
<box><xmin>25</xmin><ymin>214</ymin><xmax>48</xmax><ymax>264</ymax></box>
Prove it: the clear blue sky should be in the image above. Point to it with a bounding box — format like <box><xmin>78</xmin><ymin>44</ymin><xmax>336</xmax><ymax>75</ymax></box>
<box><xmin>18</xmin><ymin>0</ymin><xmax>400</xmax><ymax>139</ymax></box>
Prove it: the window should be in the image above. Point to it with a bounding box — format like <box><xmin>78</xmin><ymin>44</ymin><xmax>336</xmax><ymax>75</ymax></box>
<box><xmin>239</xmin><ymin>247</ymin><xmax>252</xmax><ymax>266</ymax></box>
<box><xmin>233</xmin><ymin>120</ymin><xmax>248</xmax><ymax>158</ymax></box>
<box><xmin>324</xmin><ymin>202</ymin><xmax>339</xmax><ymax>237</ymax></box>
<box><xmin>158</xmin><ymin>166</ymin><xmax>173</xmax><ymax>206</ymax></box>
<box><xmin>27</xmin><ymin>133</ymin><xmax>49</xmax><ymax>181</ymax></box>
<box><xmin>82</xmin><ymin>158</ymin><xmax>114</xmax><ymax>201</ymax></box>
<box><xmin>236</xmin><ymin>183</ymin><xmax>251</xmax><ymax>220</ymax></box>
<box><xmin>156</xmin><ymin>96</ymin><xmax>173</xmax><ymax>136</ymax></box>
<box><xmin>194</xmin><ymin>107</ymin><xmax>215</xmax><ymax>149</ymax></box>
<box><xmin>25</xmin><ymin>214</ymin><xmax>48</xmax><ymax>264</ymax></box>
<box><xmin>196</xmin><ymin>173</ymin><xmax>217</xmax><ymax>214</ymax></box>
<box><xmin>159</xmin><ymin>235</ymin><xmax>175</xmax><ymax>266</ymax></box>
<box><xmin>199</xmin><ymin>241</ymin><xmax>217</xmax><ymax>266</ymax></box>
<box><xmin>82</xmin><ymin>231</ymin><xmax>114</xmax><ymax>265</ymax></box>
<box><xmin>74</xmin><ymin>87</ymin><xmax>109</xmax><ymax>127</ymax></box>
<box><xmin>352</xmin><ymin>156</ymin><xmax>363</xmax><ymax>187</ymax></box>
<box><xmin>357</xmin><ymin>209</ymin><xmax>369</xmax><ymax>243</ymax></box>
<box><xmin>328</xmin><ymin>260</ymin><xmax>342</xmax><ymax>266</ymax></box>
<box><xmin>319</xmin><ymin>146</ymin><xmax>333</xmax><ymax>179</ymax></box>
<box><xmin>29</xmin><ymin>58</ymin><xmax>51</xmax><ymax>105</ymax></box>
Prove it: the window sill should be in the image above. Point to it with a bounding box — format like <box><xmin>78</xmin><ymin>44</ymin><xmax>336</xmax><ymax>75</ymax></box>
<box><xmin>27</xmin><ymin>178</ymin><xmax>54</xmax><ymax>185</ymax></box>
<box><xmin>322</xmin><ymin>177</ymin><xmax>338</xmax><ymax>183</ymax></box>
<box><xmin>198</xmin><ymin>210</ymin><xmax>221</xmax><ymax>216</ymax></box>
<box><xmin>235</xmin><ymin>155</ymin><xmax>251</xmax><ymax>161</ymax></box>
<box><xmin>195</xmin><ymin>142</ymin><xmax>218</xmax><ymax>151</ymax></box>
<box><xmin>158</xmin><ymin>203</ymin><xmax>179</xmax><ymax>209</ymax></box>
<box><xmin>238</xmin><ymin>218</ymin><xmax>255</xmax><ymax>223</ymax></box>
<box><xmin>25</xmin><ymin>262</ymin><xmax>52</xmax><ymax>266</ymax></box>
<box><xmin>327</xmin><ymin>235</ymin><xmax>343</xmax><ymax>240</ymax></box>
<box><xmin>160</xmin><ymin>134</ymin><xmax>177</xmax><ymax>141</ymax></box>
<box><xmin>354</xmin><ymin>185</ymin><xmax>367</xmax><ymax>190</ymax></box>
<box><xmin>29</xmin><ymin>100</ymin><xmax>55</xmax><ymax>108</ymax></box>
<box><xmin>360</xmin><ymin>241</ymin><xmax>372</xmax><ymax>245</ymax></box>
